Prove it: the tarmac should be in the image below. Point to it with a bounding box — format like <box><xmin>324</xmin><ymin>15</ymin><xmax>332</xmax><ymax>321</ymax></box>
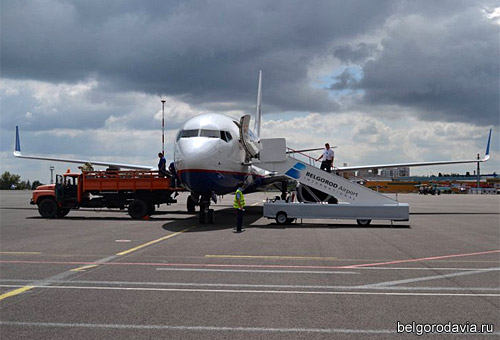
<box><xmin>0</xmin><ymin>190</ymin><xmax>499</xmax><ymax>339</ymax></box>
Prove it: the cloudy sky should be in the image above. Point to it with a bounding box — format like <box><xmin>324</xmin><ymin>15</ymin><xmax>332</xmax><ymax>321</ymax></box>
<box><xmin>1</xmin><ymin>0</ymin><xmax>499</xmax><ymax>183</ymax></box>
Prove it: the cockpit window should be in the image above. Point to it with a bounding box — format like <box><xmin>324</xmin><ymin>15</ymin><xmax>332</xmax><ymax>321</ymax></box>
<box><xmin>177</xmin><ymin>129</ymin><xmax>199</xmax><ymax>141</ymax></box>
<box><xmin>177</xmin><ymin>129</ymin><xmax>227</xmax><ymax>141</ymax></box>
<box><xmin>199</xmin><ymin>129</ymin><xmax>220</xmax><ymax>138</ymax></box>
<box><xmin>221</xmin><ymin>131</ymin><xmax>233</xmax><ymax>142</ymax></box>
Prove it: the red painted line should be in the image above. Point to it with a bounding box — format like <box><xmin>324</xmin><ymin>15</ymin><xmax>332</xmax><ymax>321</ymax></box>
<box><xmin>0</xmin><ymin>249</ymin><xmax>499</xmax><ymax>270</ymax></box>
<box><xmin>342</xmin><ymin>249</ymin><xmax>500</xmax><ymax>269</ymax></box>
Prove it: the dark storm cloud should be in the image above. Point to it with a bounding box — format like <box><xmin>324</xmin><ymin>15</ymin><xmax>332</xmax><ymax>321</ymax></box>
<box><xmin>1</xmin><ymin>0</ymin><xmax>393</xmax><ymax>113</ymax></box>
<box><xmin>347</xmin><ymin>3</ymin><xmax>500</xmax><ymax>125</ymax></box>
<box><xmin>332</xmin><ymin>43</ymin><xmax>379</xmax><ymax>64</ymax></box>
<box><xmin>1</xmin><ymin>0</ymin><xmax>498</xmax><ymax>125</ymax></box>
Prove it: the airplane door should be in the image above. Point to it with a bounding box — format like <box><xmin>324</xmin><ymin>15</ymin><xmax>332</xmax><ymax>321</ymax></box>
<box><xmin>239</xmin><ymin>115</ymin><xmax>260</xmax><ymax>158</ymax></box>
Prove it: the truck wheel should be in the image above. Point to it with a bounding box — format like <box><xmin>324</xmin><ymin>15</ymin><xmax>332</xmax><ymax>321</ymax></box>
<box><xmin>38</xmin><ymin>199</ymin><xmax>58</xmax><ymax>218</ymax></box>
<box><xmin>207</xmin><ymin>209</ymin><xmax>215</xmax><ymax>224</ymax></box>
<box><xmin>128</xmin><ymin>200</ymin><xmax>148</xmax><ymax>219</ymax></box>
<box><xmin>56</xmin><ymin>208</ymin><xmax>70</xmax><ymax>218</ymax></box>
<box><xmin>187</xmin><ymin>195</ymin><xmax>196</xmax><ymax>213</ymax></box>
<box><xmin>356</xmin><ymin>219</ymin><xmax>371</xmax><ymax>226</ymax></box>
<box><xmin>276</xmin><ymin>211</ymin><xmax>288</xmax><ymax>225</ymax></box>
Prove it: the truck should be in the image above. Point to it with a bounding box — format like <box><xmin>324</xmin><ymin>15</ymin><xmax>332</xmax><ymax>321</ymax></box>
<box><xmin>31</xmin><ymin>170</ymin><xmax>182</xmax><ymax>219</ymax></box>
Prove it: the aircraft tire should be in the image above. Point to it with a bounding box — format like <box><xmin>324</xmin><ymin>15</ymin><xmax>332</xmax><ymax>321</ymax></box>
<box><xmin>128</xmin><ymin>199</ymin><xmax>148</xmax><ymax>219</ymax></box>
<box><xmin>187</xmin><ymin>195</ymin><xmax>196</xmax><ymax>213</ymax></box>
<box><xmin>199</xmin><ymin>210</ymin><xmax>206</xmax><ymax>224</ymax></box>
<box><xmin>207</xmin><ymin>209</ymin><xmax>215</xmax><ymax>224</ymax></box>
<box><xmin>356</xmin><ymin>219</ymin><xmax>372</xmax><ymax>226</ymax></box>
<box><xmin>38</xmin><ymin>199</ymin><xmax>58</xmax><ymax>218</ymax></box>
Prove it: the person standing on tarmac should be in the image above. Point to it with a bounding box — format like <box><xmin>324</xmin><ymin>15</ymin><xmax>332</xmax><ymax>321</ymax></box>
<box><xmin>316</xmin><ymin>143</ymin><xmax>334</xmax><ymax>173</ymax></box>
<box><xmin>233</xmin><ymin>181</ymin><xmax>246</xmax><ymax>233</ymax></box>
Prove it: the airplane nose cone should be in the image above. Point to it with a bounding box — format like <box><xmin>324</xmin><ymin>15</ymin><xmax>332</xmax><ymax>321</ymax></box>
<box><xmin>175</xmin><ymin>138</ymin><xmax>218</xmax><ymax>170</ymax></box>
<box><xmin>174</xmin><ymin>138</ymin><xmax>241</xmax><ymax>194</ymax></box>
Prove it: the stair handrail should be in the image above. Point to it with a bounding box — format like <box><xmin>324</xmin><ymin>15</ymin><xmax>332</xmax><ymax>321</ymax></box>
<box><xmin>286</xmin><ymin>147</ymin><xmax>318</xmax><ymax>166</ymax></box>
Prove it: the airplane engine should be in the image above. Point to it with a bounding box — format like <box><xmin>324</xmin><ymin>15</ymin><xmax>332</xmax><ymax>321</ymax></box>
<box><xmin>296</xmin><ymin>184</ymin><xmax>338</xmax><ymax>204</ymax></box>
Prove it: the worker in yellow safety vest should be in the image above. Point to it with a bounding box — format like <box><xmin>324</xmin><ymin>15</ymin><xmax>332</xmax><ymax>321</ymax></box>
<box><xmin>233</xmin><ymin>181</ymin><xmax>246</xmax><ymax>233</ymax></box>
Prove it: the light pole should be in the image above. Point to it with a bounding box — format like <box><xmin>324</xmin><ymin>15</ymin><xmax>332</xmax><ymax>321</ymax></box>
<box><xmin>49</xmin><ymin>165</ymin><xmax>54</xmax><ymax>184</ymax></box>
<box><xmin>476</xmin><ymin>153</ymin><xmax>480</xmax><ymax>190</ymax></box>
<box><xmin>161</xmin><ymin>99</ymin><xmax>166</xmax><ymax>155</ymax></box>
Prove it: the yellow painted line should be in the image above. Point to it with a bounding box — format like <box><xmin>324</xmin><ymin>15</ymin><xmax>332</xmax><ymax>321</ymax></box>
<box><xmin>0</xmin><ymin>252</ymin><xmax>41</xmax><ymax>255</ymax></box>
<box><xmin>205</xmin><ymin>255</ymin><xmax>337</xmax><ymax>261</ymax></box>
<box><xmin>70</xmin><ymin>265</ymin><xmax>98</xmax><ymax>272</ymax></box>
<box><xmin>0</xmin><ymin>286</ymin><xmax>35</xmax><ymax>301</ymax></box>
<box><xmin>116</xmin><ymin>228</ymin><xmax>192</xmax><ymax>256</ymax></box>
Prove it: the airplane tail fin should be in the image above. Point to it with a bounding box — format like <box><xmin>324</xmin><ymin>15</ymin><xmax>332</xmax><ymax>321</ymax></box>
<box><xmin>254</xmin><ymin>70</ymin><xmax>262</xmax><ymax>138</ymax></box>
<box><xmin>14</xmin><ymin>126</ymin><xmax>22</xmax><ymax>156</ymax></box>
<box><xmin>483</xmin><ymin>128</ymin><xmax>492</xmax><ymax>161</ymax></box>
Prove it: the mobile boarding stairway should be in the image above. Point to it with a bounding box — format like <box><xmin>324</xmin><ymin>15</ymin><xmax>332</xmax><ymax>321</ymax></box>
<box><xmin>257</xmin><ymin>138</ymin><xmax>409</xmax><ymax>226</ymax></box>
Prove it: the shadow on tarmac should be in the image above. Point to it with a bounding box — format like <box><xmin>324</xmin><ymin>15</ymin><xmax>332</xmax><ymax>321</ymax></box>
<box><xmin>21</xmin><ymin>202</ymin><xmax>412</xmax><ymax>229</ymax></box>
<box><xmin>257</xmin><ymin>223</ymin><xmax>411</xmax><ymax>229</ymax></box>
<box><xmin>411</xmin><ymin>212</ymin><xmax>499</xmax><ymax>215</ymax></box>
<box><xmin>162</xmin><ymin>206</ymin><xmax>264</xmax><ymax>232</ymax></box>
<box><xmin>161</xmin><ymin>206</ymin><xmax>411</xmax><ymax>232</ymax></box>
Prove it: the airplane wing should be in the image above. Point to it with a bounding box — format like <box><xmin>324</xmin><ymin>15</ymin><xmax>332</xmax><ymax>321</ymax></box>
<box><xmin>336</xmin><ymin>129</ymin><xmax>492</xmax><ymax>172</ymax></box>
<box><xmin>13</xmin><ymin>126</ymin><xmax>153</xmax><ymax>170</ymax></box>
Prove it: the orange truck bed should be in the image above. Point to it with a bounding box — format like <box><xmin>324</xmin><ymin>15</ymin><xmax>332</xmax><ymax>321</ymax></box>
<box><xmin>81</xmin><ymin>171</ymin><xmax>179</xmax><ymax>192</ymax></box>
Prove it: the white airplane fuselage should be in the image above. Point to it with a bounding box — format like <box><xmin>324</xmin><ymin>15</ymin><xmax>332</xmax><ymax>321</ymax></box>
<box><xmin>174</xmin><ymin>113</ymin><xmax>265</xmax><ymax>195</ymax></box>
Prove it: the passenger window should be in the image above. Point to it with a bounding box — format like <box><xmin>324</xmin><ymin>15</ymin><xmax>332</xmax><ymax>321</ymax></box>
<box><xmin>200</xmin><ymin>129</ymin><xmax>220</xmax><ymax>138</ymax></box>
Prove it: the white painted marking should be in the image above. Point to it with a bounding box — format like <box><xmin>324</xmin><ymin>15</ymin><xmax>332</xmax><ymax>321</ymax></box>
<box><xmin>1</xmin><ymin>280</ymin><xmax>498</xmax><ymax>292</ymax></box>
<box><xmin>0</xmin><ymin>321</ymin><xmax>394</xmax><ymax>334</ymax></box>
<box><xmin>1</xmin><ymin>321</ymin><xmax>499</xmax><ymax>336</ymax></box>
<box><xmin>0</xmin><ymin>284</ymin><xmax>498</xmax><ymax>297</ymax></box>
<box><xmin>360</xmin><ymin>267</ymin><xmax>500</xmax><ymax>288</ymax></box>
<box><xmin>155</xmin><ymin>268</ymin><xmax>359</xmax><ymax>274</ymax></box>
<box><xmin>115</xmin><ymin>240</ymin><xmax>131</xmax><ymax>243</ymax></box>
<box><xmin>358</xmin><ymin>266</ymin><xmax>500</xmax><ymax>272</ymax></box>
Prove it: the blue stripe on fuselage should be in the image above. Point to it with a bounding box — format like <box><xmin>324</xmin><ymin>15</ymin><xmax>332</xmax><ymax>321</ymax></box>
<box><xmin>179</xmin><ymin>170</ymin><xmax>263</xmax><ymax>195</ymax></box>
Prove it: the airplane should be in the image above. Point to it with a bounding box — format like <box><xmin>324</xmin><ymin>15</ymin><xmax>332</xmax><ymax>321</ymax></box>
<box><xmin>13</xmin><ymin>70</ymin><xmax>492</xmax><ymax>223</ymax></box>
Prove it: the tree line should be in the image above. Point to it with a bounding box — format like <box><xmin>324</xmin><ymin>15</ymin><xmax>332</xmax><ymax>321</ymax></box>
<box><xmin>0</xmin><ymin>171</ymin><xmax>42</xmax><ymax>190</ymax></box>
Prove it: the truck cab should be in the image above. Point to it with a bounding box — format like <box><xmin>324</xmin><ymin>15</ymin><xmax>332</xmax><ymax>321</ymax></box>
<box><xmin>31</xmin><ymin>172</ymin><xmax>80</xmax><ymax>218</ymax></box>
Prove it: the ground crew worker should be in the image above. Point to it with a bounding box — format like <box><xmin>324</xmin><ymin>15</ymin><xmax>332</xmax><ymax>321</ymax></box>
<box><xmin>158</xmin><ymin>152</ymin><xmax>169</xmax><ymax>177</ymax></box>
<box><xmin>316</xmin><ymin>143</ymin><xmax>334</xmax><ymax>173</ymax></box>
<box><xmin>233</xmin><ymin>181</ymin><xmax>246</xmax><ymax>233</ymax></box>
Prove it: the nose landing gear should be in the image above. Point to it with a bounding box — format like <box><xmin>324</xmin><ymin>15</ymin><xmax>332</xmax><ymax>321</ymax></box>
<box><xmin>194</xmin><ymin>193</ymin><xmax>216</xmax><ymax>224</ymax></box>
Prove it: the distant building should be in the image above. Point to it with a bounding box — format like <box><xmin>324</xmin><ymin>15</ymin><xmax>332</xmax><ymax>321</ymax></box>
<box><xmin>468</xmin><ymin>187</ymin><xmax>498</xmax><ymax>195</ymax></box>
<box><xmin>356</xmin><ymin>167</ymin><xmax>409</xmax><ymax>179</ymax></box>
<box><xmin>380</xmin><ymin>167</ymin><xmax>410</xmax><ymax>178</ymax></box>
